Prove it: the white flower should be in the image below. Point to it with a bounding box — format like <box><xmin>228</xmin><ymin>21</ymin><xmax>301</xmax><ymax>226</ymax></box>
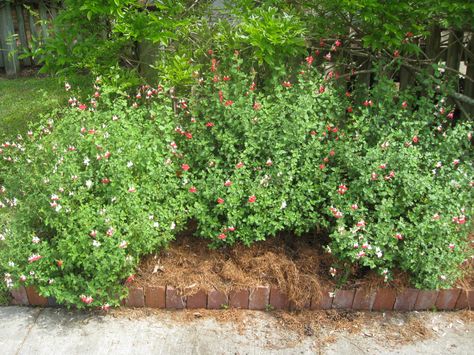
<box><xmin>48</xmin><ymin>279</ymin><xmax>55</xmax><ymax>285</ymax></box>
<box><xmin>436</xmin><ymin>161</ymin><xmax>442</xmax><ymax>168</ymax></box>
<box><xmin>112</xmin><ymin>115</ymin><xmax>119</xmax><ymax>121</ymax></box>
<box><xmin>329</xmin><ymin>267</ymin><xmax>337</xmax><ymax>277</ymax></box>
<box><xmin>119</xmin><ymin>240</ymin><xmax>128</xmax><ymax>249</ymax></box>
<box><xmin>375</xmin><ymin>247</ymin><xmax>383</xmax><ymax>258</ymax></box>
<box><xmin>85</xmin><ymin>180</ymin><xmax>93</xmax><ymax>189</ymax></box>
<box><xmin>83</xmin><ymin>157</ymin><xmax>90</xmax><ymax>166</ymax></box>
<box><xmin>32</xmin><ymin>236</ymin><xmax>40</xmax><ymax>244</ymax></box>
<box><xmin>280</xmin><ymin>201</ymin><xmax>287</xmax><ymax>209</ymax></box>
<box><xmin>92</xmin><ymin>240</ymin><xmax>101</xmax><ymax>248</ymax></box>
<box><xmin>127</xmin><ymin>161</ymin><xmax>134</xmax><ymax>168</ymax></box>
<box><xmin>55</xmin><ymin>204</ymin><xmax>62</xmax><ymax>212</ymax></box>
<box><xmin>0</xmin><ymin>234</ymin><xmax>5</xmax><ymax>241</ymax></box>
<box><xmin>153</xmin><ymin>222</ymin><xmax>160</xmax><ymax>228</ymax></box>
<box><xmin>170</xmin><ymin>222</ymin><xmax>176</xmax><ymax>230</ymax></box>
<box><xmin>148</xmin><ymin>215</ymin><xmax>154</xmax><ymax>220</ymax></box>
<box><xmin>8</xmin><ymin>261</ymin><xmax>15</xmax><ymax>267</ymax></box>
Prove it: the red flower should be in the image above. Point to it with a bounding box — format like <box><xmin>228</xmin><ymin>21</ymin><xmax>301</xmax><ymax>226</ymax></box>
<box><xmin>282</xmin><ymin>81</ymin><xmax>292</xmax><ymax>88</ymax></box>
<box><xmin>56</xmin><ymin>260</ymin><xmax>63</xmax><ymax>267</ymax></box>
<box><xmin>223</xmin><ymin>76</ymin><xmax>231</xmax><ymax>81</ymax></box>
<box><xmin>253</xmin><ymin>102</ymin><xmax>262</xmax><ymax>110</ymax></box>
<box><xmin>335</xmin><ymin>39</ymin><xmax>342</xmax><ymax>47</ymax></box>
<box><xmin>213</xmin><ymin>75</ymin><xmax>220</xmax><ymax>83</ymax></box>
<box><xmin>249</xmin><ymin>82</ymin><xmax>256</xmax><ymax>91</ymax></box>
<box><xmin>248</xmin><ymin>195</ymin><xmax>256</xmax><ymax>203</ymax></box>
<box><xmin>206</xmin><ymin>122</ymin><xmax>214</xmax><ymax>127</ymax></box>
<box><xmin>126</xmin><ymin>274</ymin><xmax>135</xmax><ymax>283</ymax></box>
<box><xmin>347</xmin><ymin>106</ymin><xmax>353</xmax><ymax>113</ymax></box>
<box><xmin>185</xmin><ymin>132</ymin><xmax>193</xmax><ymax>139</ymax></box>
<box><xmin>319</xmin><ymin>164</ymin><xmax>325</xmax><ymax>170</ymax></box>
<box><xmin>79</xmin><ymin>104</ymin><xmax>87</xmax><ymax>111</ymax></box>
<box><xmin>101</xmin><ymin>178</ymin><xmax>110</xmax><ymax>184</ymax></box>
<box><xmin>208</xmin><ymin>49</ymin><xmax>214</xmax><ymax>55</ymax></box>
<box><xmin>447</xmin><ymin>111</ymin><xmax>454</xmax><ymax>120</ymax></box>
<box><xmin>401</xmin><ymin>101</ymin><xmax>408</xmax><ymax>109</ymax></box>
<box><xmin>323</xmin><ymin>157</ymin><xmax>329</xmax><ymax>163</ymax></box>
<box><xmin>236</xmin><ymin>162</ymin><xmax>244</xmax><ymax>169</ymax></box>
<box><xmin>224</xmin><ymin>180</ymin><xmax>232</xmax><ymax>187</ymax></box>
<box><xmin>310</xmin><ymin>130</ymin><xmax>317</xmax><ymax>136</ymax></box>
<box><xmin>189</xmin><ymin>186</ymin><xmax>197</xmax><ymax>193</ymax></box>
<box><xmin>329</xmin><ymin>150</ymin><xmax>335</xmax><ymax>157</ymax></box>
<box><xmin>218</xmin><ymin>233</ymin><xmax>226</xmax><ymax>240</ymax></box>
<box><xmin>345</xmin><ymin>91</ymin><xmax>351</xmax><ymax>97</ymax></box>
<box><xmin>337</xmin><ymin>184</ymin><xmax>348</xmax><ymax>195</ymax></box>
<box><xmin>211</xmin><ymin>58</ymin><xmax>217</xmax><ymax>72</ymax></box>
<box><xmin>181</xmin><ymin>164</ymin><xmax>190</xmax><ymax>171</ymax></box>
<box><xmin>319</xmin><ymin>85</ymin><xmax>325</xmax><ymax>94</ymax></box>
<box><xmin>228</xmin><ymin>226</ymin><xmax>235</xmax><ymax>232</ymax></box>
<box><xmin>394</xmin><ymin>233</ymin><xmax>403</xmax><ymax>240</ymax></box>
<box><xmin>225</xmin><ymin>100</ymin><xmax>233</xmax><ymax>106</ymax></box>
<box><xmin>217</xmin><ymin>197</ymin><xmax>224</xmax><ymax>204</ymax></box>
<box><xmin>412</xmin><ymin>136</ymin><xmax>419</xmax><ymax>144</ymax></box>
<box><xmin>306</xmin><ymin>55</ymin><xmax>314</xmax><ymax>65</ymax></box>
<box><xmin>363</xmin><ymin>100</ymin><xmax>373</xmax><ymax>107</ymax></box>
<box><xmin>406</xmin><ymin>32</ymin><xmax>414</xmax><ymax>38</ymax></box>
<box><xmin>393</xmin><ymin>50</ymin><xmax>400</xmax><ymax>57</ymax></box>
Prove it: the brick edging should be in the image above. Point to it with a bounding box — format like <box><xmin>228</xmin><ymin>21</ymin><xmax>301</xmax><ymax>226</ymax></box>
<box><xmin>9</xmin><ymin>285</ymin><xmax>474</xmax><ymax>311</ymax></box>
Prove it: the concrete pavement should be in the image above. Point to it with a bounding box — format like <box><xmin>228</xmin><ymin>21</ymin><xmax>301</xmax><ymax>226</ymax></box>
<box><xmin>1</xmin><ymin>306</ymin><xmax>473</xmax><ymax>355</ymax></box>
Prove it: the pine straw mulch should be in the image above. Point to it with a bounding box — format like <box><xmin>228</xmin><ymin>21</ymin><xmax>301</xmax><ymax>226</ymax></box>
<box><xmin>132</xmin><ymin>232</ymin><xmax>474</xmax><ymax>309</ymax></box>
<box><xmin>133</xmin><ymin>233</ymin><xmax>335</xmax><ymax>308</ymax></box>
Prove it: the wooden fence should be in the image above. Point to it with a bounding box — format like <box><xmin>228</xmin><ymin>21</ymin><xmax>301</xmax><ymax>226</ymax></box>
<box><xmin>0</xmin><ymin>0</ymin><xmax>56</xmax><ymax>76</ymax></box>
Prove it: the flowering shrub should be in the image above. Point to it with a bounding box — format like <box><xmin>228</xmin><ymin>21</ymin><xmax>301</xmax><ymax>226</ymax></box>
<box><xmin>0</xmin><ymin>88</ymin><xmax>187</xmax><ymax>308</ymax></box>
<box><xmin>175</xmin><ymin>53</ymin><xmax>344</xmax><ymax>246</ymax></box>
<box><xmin>326</xmin><ymin>79</ymin><xmax>473</xmax><ymax>288</ymax></box>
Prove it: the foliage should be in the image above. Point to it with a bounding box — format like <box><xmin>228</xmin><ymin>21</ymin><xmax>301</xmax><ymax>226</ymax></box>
<box><xmin>0</xmin><ymin>85</ymin><xmax>187</xmax><ymax>308</ymax></box>
<box><xmin>0</xmin><ymin>53</ymin><xmax>472</xmax><ymax>308</ymax></box>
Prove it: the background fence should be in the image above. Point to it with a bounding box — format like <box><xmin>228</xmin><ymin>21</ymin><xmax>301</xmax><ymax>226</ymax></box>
<box><xmin>0</xmin><ymin>0</ymin><xmax>57</xmax><ymax>76</ymax></box>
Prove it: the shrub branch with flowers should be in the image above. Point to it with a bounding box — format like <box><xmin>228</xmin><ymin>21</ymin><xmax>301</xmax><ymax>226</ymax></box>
<box><xmin>1</xmin><ymin>52</ymin><xmax>473</xmax><ymax>308</ymax></box>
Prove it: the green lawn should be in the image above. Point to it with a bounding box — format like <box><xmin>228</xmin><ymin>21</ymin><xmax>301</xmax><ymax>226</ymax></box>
<box><xmin>0</xmin><ymin>75</ymin><xmax>91</xmax><ymax>140</ymax></box>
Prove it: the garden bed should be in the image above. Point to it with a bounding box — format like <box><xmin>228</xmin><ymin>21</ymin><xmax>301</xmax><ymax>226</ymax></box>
<box><xmin>11</xmin><ymin>233</ymin><xmax>474</xmax><ymax>312</ymax></box>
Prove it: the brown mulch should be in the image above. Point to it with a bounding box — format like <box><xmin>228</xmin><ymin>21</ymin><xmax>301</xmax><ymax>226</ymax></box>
<box><xmin>134</xmin><ymin>234</ymin><xmax>332</xmax><ymax>308</ymax></box>
<box><xmin>132</xmin><ymin>232</ymin><xmax>418</xmax><ymax>308</ymax></box>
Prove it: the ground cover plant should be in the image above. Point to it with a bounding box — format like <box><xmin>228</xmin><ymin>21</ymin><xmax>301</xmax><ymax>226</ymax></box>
<box><xmin>1</xmin><ymin>51</ymin><xmax>472</xmax><ymax>308</ymax></box>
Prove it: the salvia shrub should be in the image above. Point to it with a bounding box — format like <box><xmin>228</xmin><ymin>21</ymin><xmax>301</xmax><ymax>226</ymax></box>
<box><xmin>1</xmin><ymin>54</ymin><xmax>472</xmax><ymax>308</ymax></box>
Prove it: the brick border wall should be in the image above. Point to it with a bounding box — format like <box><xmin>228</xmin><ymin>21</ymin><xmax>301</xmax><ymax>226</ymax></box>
<box><xmin>9</xmin><ymin>285</ymin><xmax>474</xmax><ymax>311</ymax></box>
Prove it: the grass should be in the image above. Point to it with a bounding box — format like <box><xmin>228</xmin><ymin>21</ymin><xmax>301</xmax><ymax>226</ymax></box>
<box><xmin>0</xmin><ymin>75</ymin><xmax>91</xmax><ymax>140</ymax></box>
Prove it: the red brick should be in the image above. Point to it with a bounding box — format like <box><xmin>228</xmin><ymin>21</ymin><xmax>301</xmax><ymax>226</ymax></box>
<box><xmin>332</xmin><ymin>289</ymin><xmax>355</xmax><ymax>310</ymax></box>
<box><xmin>229</xmin><ymin>289</ymin><xmax>249</xmax><ymax>309</ymax></box>
<box><xmin>455</xmin><ymin>289</ymin><xmax>474</xmax><ymax>309</ymax></box>
<box><xmin>10</xmin><ymin>286</ymin><xmax>29</xmax><ymax>305</ymax></box>
<box><xmin>126</xmin><ymin>287</ymin><xmax>145</xmax><ymax>307</ymax></box>
<box><xmin>310</xmin><ymin>289</ymin><xmax>334</xmax><ymax>310</ymax></box>
<box><xmin>394</xmin><ymin>288</ymin><xmax>419</xmax><ymax>311</ymax></box>
<box><xmin>435</xmin><ymin>289</ymin><xmax>461</xmax><ymax>310</ymax></box>
<box><xmin>249</xmin><ymin>286</ymin><xmax>270</xmax><ymax>310</ymax></box>
<box><xmin>352</xmin><ymin>288</ymin><xmax>376</xmax><ymax>311</ymax></box>
<box><xmin>187</xmin><ymin>290</ymin><xmax>207</xmax><ymax>309</ymax></box>
<box><xmin>269</xmin><ymin>287</ymin><xmax>289</xmax><ymax>310</ymax></box>
<box><xmin>414</xmin><ymin>290</ymin><xmax>438</xmax><ymax>310</ymax></box>
<box><xmin>372</xmin><ymin>289</ymin><xmax>396</xmax><ymax>311</ymax></box>
<box><xmin>207</xmin><ymin>289</ymin><xmax>228</xmax><ymax>309</ymax></box>
<box><xmin>166</xmin><ymin>286</ymin><xmax>186</xmax><ymax>309</ymax></box>
<box><xmin>145</xmin><ymin>286</ymin><xmax>166</xmax><ymax>308</ymax></box>
<box><xmin>25</xmin><ymin>286</ymin><xmax>48</xmax><ymax>306</ymax></box>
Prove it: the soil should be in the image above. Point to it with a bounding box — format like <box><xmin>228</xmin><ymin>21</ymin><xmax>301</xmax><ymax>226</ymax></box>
<box><xmin>132</xmin><ymin>231</ymin><xmax>418</xmax><ymax>308</ymax></box>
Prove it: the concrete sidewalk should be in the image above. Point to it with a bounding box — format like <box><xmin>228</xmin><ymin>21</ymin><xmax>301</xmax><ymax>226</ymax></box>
<box><xmin>1</xmin><ymin>306</ymin><xmax>473</xmax><ymax>355</ymax></box>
